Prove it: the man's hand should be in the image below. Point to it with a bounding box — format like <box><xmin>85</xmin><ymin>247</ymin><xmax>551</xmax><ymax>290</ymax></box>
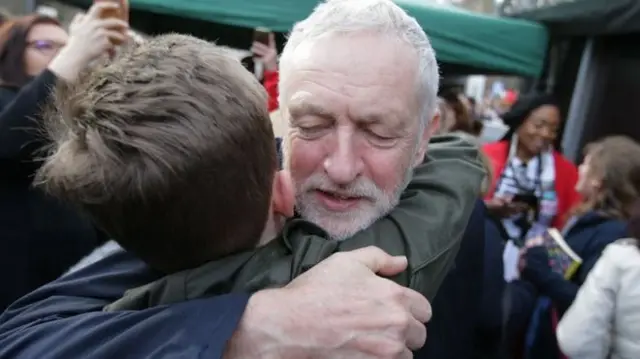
<box><xmin>224</xmin><ymin>246</ymin><xmax>431</xmax><ymax>359</ymax></box>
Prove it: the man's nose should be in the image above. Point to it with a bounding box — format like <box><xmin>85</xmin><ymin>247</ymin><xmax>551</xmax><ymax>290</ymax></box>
<box><xmin>323</xmin><ymin>130</ymin><xmax>363</xmax><ymax>185</ymax></box>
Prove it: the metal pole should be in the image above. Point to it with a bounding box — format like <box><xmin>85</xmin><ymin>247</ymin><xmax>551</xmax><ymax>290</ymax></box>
<box><xmin>561</xmin><ymin>38</ymin><xmax>595</xmax><ymax>162</ymax></box>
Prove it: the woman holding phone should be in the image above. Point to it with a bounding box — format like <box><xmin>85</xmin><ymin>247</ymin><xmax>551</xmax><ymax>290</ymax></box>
<box><xmin>482</xmin><ymin>94</ymin><xmax>581</xmax><ymax>245</ymax></box>
<box><xmin>0</xmin><ymin>2</ymin><xmax>128</xmax><ymax>310</ymax></box>
<box><xmin>0</xmin><ymin>15</ymin><xmax>66</xmax><ymax>111</ymax></box>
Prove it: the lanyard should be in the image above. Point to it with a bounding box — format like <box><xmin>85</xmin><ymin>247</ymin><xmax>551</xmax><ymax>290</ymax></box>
<box><xmin>495</xmin><ymin>152</ymin><xmax>544</xmax><ymax>196</ymax></box>
<box><xmin>499</xmin><ymin>135</ymin><xmax>546</xmax><ymax>195</ymax></box>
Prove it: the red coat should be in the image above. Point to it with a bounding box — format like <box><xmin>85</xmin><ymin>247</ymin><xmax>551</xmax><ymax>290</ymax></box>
<box><xmin>264</xmin><ymin>70</ymin><xmax>279</xmax><ymax>112</ymax></box>
<box><xmin>482</xmin><ymin>141</ymin><xmax>581</xmax><ymax>229</ymax></box>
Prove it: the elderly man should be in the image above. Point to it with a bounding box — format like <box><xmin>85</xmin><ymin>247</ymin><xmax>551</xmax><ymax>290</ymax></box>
<box><xmin>0</xmin><ymin>1</ymin><xmax>481</xmax><ymax>358</ymax></box>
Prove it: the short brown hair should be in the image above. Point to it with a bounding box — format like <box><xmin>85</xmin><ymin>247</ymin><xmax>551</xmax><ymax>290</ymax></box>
<box><xmin>576</xmin><ymin>136</ymin><xmax>640</xmax><ymax>220</ymax></box>
<box><xmin>0</xmin><ymin>14</ymin><xmax>60</xmax><ymax>88</ymax></box>
<box><xmin>36</xmin><ymin>34</ymin><xmax>276</xmax><ymax>273</ymax></box>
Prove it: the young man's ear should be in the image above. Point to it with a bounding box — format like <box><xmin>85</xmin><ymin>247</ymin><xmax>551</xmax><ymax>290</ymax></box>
<box><xmin>271</xmin><ymin>170</ymin><xmax>295</xmax><ymax>218</ymax></box>
<box><xmin>413</xmin><ymin>112</ymin><xmax>441</xmax><ymax>167</ymax></box>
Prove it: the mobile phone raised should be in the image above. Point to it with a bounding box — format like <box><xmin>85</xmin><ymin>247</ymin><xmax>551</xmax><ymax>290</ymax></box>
<box><xmin>253</xmin><ymin>27</ymin><xmax>271</xmax><ymax>46</ymax></box>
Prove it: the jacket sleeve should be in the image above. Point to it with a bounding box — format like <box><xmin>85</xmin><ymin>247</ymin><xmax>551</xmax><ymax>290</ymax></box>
<box><xmin>0</xmin><ymin>70</ymin><xmax>57</xmax><ymax>162</ymax></box>
<box><xmin>521</xmin><ymin>246</ymin><xmax>579</xmax><ymax>311</ymax></box>
<box><xmin>339</xmin><ymin>134</ymin><xmax>485</xmax><ymax>300</ymax></box>
<box><xmin>556</xmin><ymin>244</ymin><xmax>619</xmax><ymax>359</ymax></box>
<box><xmin>263</xmin><ymin>70</ymin><xmax>279</xmax><ymax>112</ymax></box>
<box><xmin>0</xmin><ymin>250</ymin><xmax>249</xmax><ymax>359</ymax></box>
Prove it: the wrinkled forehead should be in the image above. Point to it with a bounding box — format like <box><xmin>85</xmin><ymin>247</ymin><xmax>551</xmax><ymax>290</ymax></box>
<box><xmin>280</xmin><ymin>32</ymin><xmax>421</xmax><ymax>122</ymax></box>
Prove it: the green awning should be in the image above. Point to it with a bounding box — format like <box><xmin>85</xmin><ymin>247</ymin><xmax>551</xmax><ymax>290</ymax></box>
<box><xmin>398</xmin><ymin>0</ymin><xmax>548</xmax><ymax>77</ymax></box>
<box><xmin>65</xmin><ymin>0</ymin><xmax>548</xmax><ymax>77</ymax></box>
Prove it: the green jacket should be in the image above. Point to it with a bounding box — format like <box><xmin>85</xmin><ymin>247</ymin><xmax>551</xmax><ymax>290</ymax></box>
<box><xmin>105</xmin><ymin>134</ymin><xmax>485</xmax><ymax>311</ymax></box>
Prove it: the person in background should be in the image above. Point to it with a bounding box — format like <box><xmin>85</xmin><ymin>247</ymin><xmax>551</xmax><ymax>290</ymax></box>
<box><xmin>0</xmin><ymin>15</ymin><xmax>66</xmax><ymax>110</ymax></box>
<box><xmin>510</xmin><ymin>136</ymin><xmax>640</xmax><ymax>359</ymax></box>
<box><xmin>437</xmin><ymin>91</ymin><xmax>483</xmax><ymax>139</ymax></box>
<box><xmin>0</xmin><ymin>9</ymin><xmax>10</xmax><ymax>26</ymax></box>
<box><xmin>0</xmin><ymin>3</ymin><xmax>128</xmax><ymax>310</ymax></box>
<box><xmin>467</xmin><ymin>96</ymin><xmax>478</xmax><ymax>118</ymax></box>
<box><xmin>483</xmin><ymin>94</ymin><xmax>581</xmax><ymax>246</ymax></box>
<box><xmin>557</xmin><ymin>200</ymin><xmax>640</xmax><ymax>359</ymax></box>
<box><xmin>250</xmin><ymin>30</ymin><xmax>279</xmax><ymax>112</ymax></box>
<box><xmin>438</xmin><ymin>90</ymin><xmax>476</xmax><ymax>136</ymax></box>
<box><xmin>474</xmin><ymin>154</ymin><xmax>507</xmax><ymax>359</ymax></box>
<box><xmin>416</xmin><ymin>96</ymin><xmax>502</xmax><ymax>359</ymax></box>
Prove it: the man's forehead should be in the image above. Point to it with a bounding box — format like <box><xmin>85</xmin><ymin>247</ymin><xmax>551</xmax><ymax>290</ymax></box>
<box><xmin>284</xmin><ymin>32</ymin><xmax>418</xmax><ymax>77</ymax></box>
<box><xmin>280</xmin><ymin>33</ymin><xmax>422</xmax><ymax>126</ymax></box>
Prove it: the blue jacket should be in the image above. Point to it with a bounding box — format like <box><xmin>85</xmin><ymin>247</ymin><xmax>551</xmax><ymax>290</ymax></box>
<box><xmin>0</xmin><ymin>70</ymin><xmax>105</xmax><ymax>312</ymax></box>
<box><xmin>519</xmin><ymin>211</ymin><xmax>628</xmax><ymax>313</ymax></box>
<box><xmin>0</xmin><ymin>250</ymin><xmax>249</xmax><ymax>359</ymax></box>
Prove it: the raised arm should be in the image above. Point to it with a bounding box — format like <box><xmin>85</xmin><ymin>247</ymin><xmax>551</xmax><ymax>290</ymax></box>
<box><xmin>0</xmin><ymin>3</ymin><xmax>127</xmax><ymax>162</ymax></box>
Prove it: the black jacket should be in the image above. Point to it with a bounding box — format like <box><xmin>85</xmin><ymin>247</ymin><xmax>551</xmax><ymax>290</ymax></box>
<box><xmin>415</xmin><ymin>200</ymin><xmax>486</xmax><ymax>359</ymax></box>
<box><xmin>0</xmin><ymin>71</ymin><xmax>104</xmax><ymax>311</ymax></box>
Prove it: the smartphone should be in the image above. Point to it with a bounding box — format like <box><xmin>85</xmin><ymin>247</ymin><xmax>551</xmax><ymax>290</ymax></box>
<box><xmin>94</xmin><ymin>0</ymin><xmax>129</xmax><ymax>22</ymax></box>
<box><xmin>512</xmin><ymin>193</ymin><xmax>538</xmax><ymax>207</ymax></box>
<box><xmin>94</xmin><ymin>0</ymin><xmax>129</xmax><ymax>45</ymax></box>
<box><xmin>253</xmin><ymin>27</ymin><xmax>271</xmax><ymax>46</ymax></box>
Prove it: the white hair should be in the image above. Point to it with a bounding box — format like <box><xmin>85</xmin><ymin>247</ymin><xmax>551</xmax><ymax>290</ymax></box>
<box><xmin>278</xmin><ymin>0</ymin><xmax>440</xmax><ymax>130</ymax></box>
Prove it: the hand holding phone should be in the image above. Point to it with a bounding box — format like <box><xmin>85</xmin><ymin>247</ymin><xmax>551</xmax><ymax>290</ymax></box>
<box><xmin>94</xmin><ymin>0</ymin><xmax>129</xmax><ymax>45</ymax></box>
<box><xmin>511</xmin><ymin>193</ymin><xmax>538</xmax><ymax>207</ymax></box>
<box><xmin>94</xmin><ymin>0</ymin><xmax>129</xmax><ymax>21</ymax></box>
<box><xmin>253</xmin><ymin>27</ymin><xmax>271</xmax><ymax>46</ymax></box>
<box><xmin>486</xmin><ymin>195</ymin><xmax>533</xmax><ymax>218</ymax></box>
<box><xmin>251</xmin><ymin>28</ymin><xmax>278</xmax><ymax>72</ymax></box>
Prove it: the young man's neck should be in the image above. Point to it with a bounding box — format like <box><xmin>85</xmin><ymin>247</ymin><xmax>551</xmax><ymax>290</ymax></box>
<box><xmin>258</xmin><ymin>212</ymin><xmax>286</xmax><ymax>246</ymax></box>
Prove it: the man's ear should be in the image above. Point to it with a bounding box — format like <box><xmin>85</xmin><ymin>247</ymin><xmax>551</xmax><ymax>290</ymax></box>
<box><xmin>413</xmin><ymin>112</ymin><xmax>440</xmax><ymax>167</ymax></box>
<box><xmin>271</xmin><ymin>170</ymin><xmax>295</xmax><ymax>218</ymax></box>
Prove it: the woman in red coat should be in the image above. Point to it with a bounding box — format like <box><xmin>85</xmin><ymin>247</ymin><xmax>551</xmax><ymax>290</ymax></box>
<box><xmin>482</xmin><ymin>94</ymin><xmax>581</xmax><ymax>245</ymax></box>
